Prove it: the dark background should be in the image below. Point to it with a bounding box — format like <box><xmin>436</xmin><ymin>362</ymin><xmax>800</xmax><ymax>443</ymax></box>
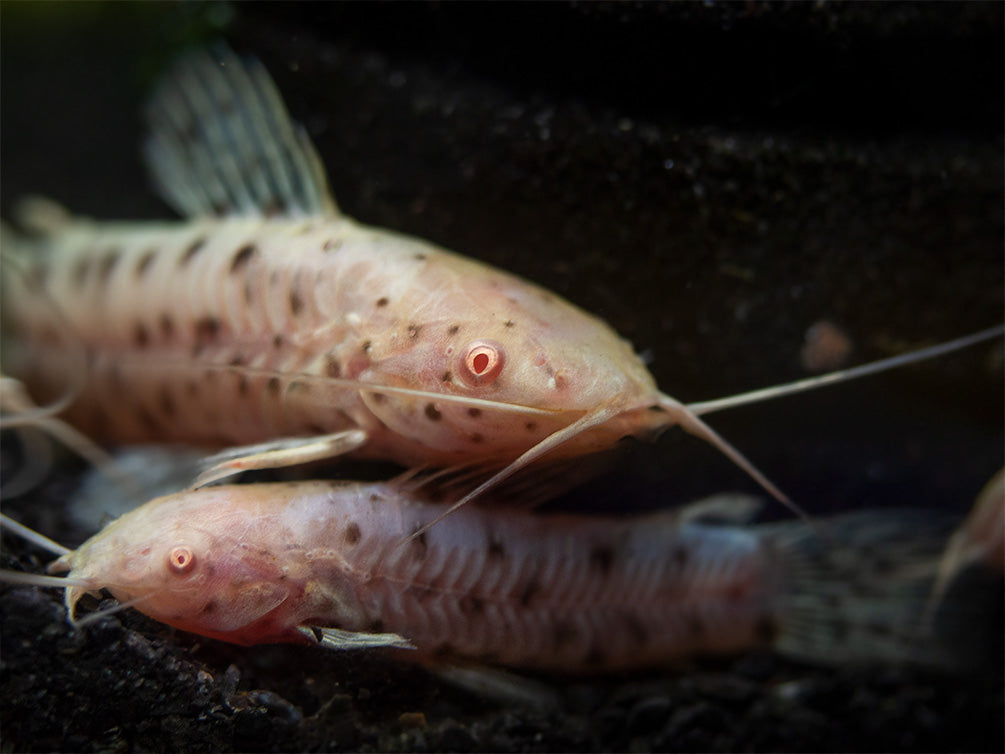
<box><xmin>2</xmin><ymin>3</ymin><xmax>1002</xmax><ymax>752</ymax></box>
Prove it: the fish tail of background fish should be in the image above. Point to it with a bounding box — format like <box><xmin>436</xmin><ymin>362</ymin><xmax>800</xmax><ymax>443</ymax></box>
<box><xmin>762</xmin><ymin>509</ymin><xmax>1000</xmax><ymax>673</ymax></box>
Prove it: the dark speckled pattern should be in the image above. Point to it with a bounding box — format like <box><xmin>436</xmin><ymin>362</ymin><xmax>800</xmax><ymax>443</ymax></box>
<box><xmin>1</xmin><ymin>3</ymin><xmax>1002</xmax><ymax>752</ymax></box>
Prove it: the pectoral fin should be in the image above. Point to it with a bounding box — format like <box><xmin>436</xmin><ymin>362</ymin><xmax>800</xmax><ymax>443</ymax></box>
<box><xmin>192</xmin><ymin>430</ymin><xmax>369</xmax><ymax>488</ymax></box>
<box><xmin>297</xmin><ymin>625</ymin><xmax>415</xmax><ymax>651</ymax></box>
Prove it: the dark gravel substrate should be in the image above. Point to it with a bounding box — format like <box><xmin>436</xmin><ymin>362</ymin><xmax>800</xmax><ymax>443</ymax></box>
<box><xmin>2</xmin><ymin>3</ymin><xmax>1002</xmax><ymax>752</ymax></box>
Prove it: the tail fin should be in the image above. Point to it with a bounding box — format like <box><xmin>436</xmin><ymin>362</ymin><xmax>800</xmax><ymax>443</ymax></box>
<box><xmin>762</xmin><ymin>510</ymin><xmax>1001</xmax><ymax>673</ymax></box>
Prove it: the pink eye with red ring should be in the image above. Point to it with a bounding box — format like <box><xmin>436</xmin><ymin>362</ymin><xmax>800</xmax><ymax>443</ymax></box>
<box><xmin>458</xmin><ymin>339</ymin><xmax>505</xmax><ymax>386</ymax></box>
<box><xmin>168</xmin><ymin>546</ymin><xmax>197</xmax><ymax>575</ymax></box>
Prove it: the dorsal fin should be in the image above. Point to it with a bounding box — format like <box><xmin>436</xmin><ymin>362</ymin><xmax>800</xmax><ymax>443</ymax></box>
<box><xmin>143</xmin><ymin>45</ymin><xmax>338</xmax><ymax>219</ymax></box>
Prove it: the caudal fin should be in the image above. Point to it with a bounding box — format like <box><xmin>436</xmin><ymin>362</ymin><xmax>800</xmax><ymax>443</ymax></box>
<box><xmin>763</xmin><ymin>510</ymin><xmax>1001</xmax><ymax>673</ymax></box>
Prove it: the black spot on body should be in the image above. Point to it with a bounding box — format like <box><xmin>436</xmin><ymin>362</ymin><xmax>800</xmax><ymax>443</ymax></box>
<box><xmin>649</xmin><ymin>404</ymin><xmax>667</xmax><ymax>413</ymax></box>
<box><xmin>488</xmin><ymin>538</ymin><xmax>505</xmax><ymax>560</ymax></box>
<box><xmin>673</xmin><ymin>547</ymin><xmax>689</xmax><ymax>569</ymax></box>
<box><xmin>194</xmin><ymin>317</ymin><xmax>220</xmax><ymax>345</ymax></box>
<box><xmin>133</xmin><ymin>323</ymin><xmax>150</xmax><ymax>348</ymax></box>
<box><xmin>371</xmin><ymin>393</ymin><xmax>386</xmax><ymax>404</ymax></box>
<box><xmin>525</xmin><ymin>422</ymin><xmax>537</xmax><ymax>432</ymax></box>
<box><xmin>361</xmin><ymin>340</ymin><xmax>372</xmax><ymax>354</ymax></box>
<box><xmin>376</xmin><ymin>297</ymin><xmax>389</xmax><ymax>307</ymax></box>
<box><xmin>323</xmin><ymin>238</ymin><xmax>342</xmax><ymax>252</ymax></box>
<box><xmin>425</xmin><ymin>403</ymin><xmax>442</xmax><ymax>421</ymax></box>
<box><xmin>237</xmin><ymin>376</ymin><xmax>249</xmax><ymax>397</ymax></box>
<box><xmin>230</xmin><ymin>244</ymin><xmax>257</xmax><ymax>274</ymax></box>
<box><xmin>72</xmin><ymin>257</ymin><xmax>91</xmax><ymax>285</ymax></box>
<box><xmin>504</xmin><ymin>319</ymin><xmax>514</xmax><ymax>328</ymax></box>
<box><xmin>589</xmin><ymin>545</ymin><xmax>615</xmax><ymax>576</ymax></box>
<box><xmin>344</xmin><ymin>522</ymin><xmax>361</xmax><ymax>546</ymax></box>
<box><xmin>325</xmin><ymin>355</ymin><xmax>341</xmax><ymax>378</ymax></box>
<box><xmin>98</xmin><ymin>249</ymin><xmax>121</xmax><ymax>282</ymax></box>
<box><xmin>413</xmin><ymin>253</ymin><xmax>427</xmax><ymax>261</ymax></box>
<box><xmin>160</xmin><ymin>314</ymin><xmax>174</xmax><ymax>339</ymax></box>
<box><xmin>289</xmin><ymin>286</ymin><xmax>304</xmax><ymax>316</ymax></box>
<box><xmin>200</xmin><ymin>600</ymin><xmax>217</xmax><ymax>614</ymax></box>
<box><xmin>228</xmin><ymin>355</ymin><xmax>245</xmax><ymax>368</ymax></box>
<box><xmin>135</xmin><ymin>406</ymin><xmax>159</xmax><ymax>432</ymax></box>
<box><xmin>470</xmin><ymin>433</ymin><xmax>485</xmax><ymax>444</ymax></box>
<box><xmin>180</xmin><ymin>237</ymin><xmax>207</xmax><ymax>267</ymax></box>
<box><xmin>408</xmin><ymin>324</ymin><xmax>421</xmax><ymax>338</ymax></box>
<box><xmin>520</xmin><ymin>579</ymin><xmax>541</xmax><ymax>607</ymax></box>
<box><xmin>411</xmin><ymin>530</ymin><xmax>428</xmax><ymax>561</ymax></box>
<box><xmin>441</xmin><ymin>371</ymin><xmax>452</xmax><ymax>383</ymax></box>
<box><xmin>267</xmin><ymin>377</ymin><xmax>282</xmax><ymax>396</ymax></box>
<box><xmin>447</xmin><ymin>325</ymin><xmax>460</xmax><ymax>336</ymax></box>
<box><xmin>467</xmin><ymin>408</ymin><xmax>482</xmax><ymax>418</ymax></box>
<box><xmin>273</xmin><ymin>334</ymin><xmax>284</xmax><ymax>350</ymax></box>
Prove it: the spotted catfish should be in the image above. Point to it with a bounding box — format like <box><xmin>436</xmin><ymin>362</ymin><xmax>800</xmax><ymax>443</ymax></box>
<box><xmin>2</xmin><ymin>45</ymin><xmax>800</xmax><ymax>508</ymax></box>
<box><xmin>0</xmin><ymin>480</ymin><xmax>979</xmax><ymax>674</ymax></box>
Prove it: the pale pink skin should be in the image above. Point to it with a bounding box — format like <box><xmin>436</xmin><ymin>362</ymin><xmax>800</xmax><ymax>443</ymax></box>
<box><xmin>51</xmin><ymin>481</ymin><xmax>779</xmax><ymax>672</ymax></box>
<box><xmin>6</xmin><ymin>216</ymin><xmax>670</xmax><ymax>470</ymax></box>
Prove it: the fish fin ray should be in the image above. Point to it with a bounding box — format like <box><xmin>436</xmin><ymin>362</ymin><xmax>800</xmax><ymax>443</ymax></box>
<box><xmin>144</xmin><ymin>45</ymin><xmax>338</xmax><ymax>220</ymax></box>
<box><xmin>765</xmin><ymin>510</ymin><xmax>995</xmax><ymax>672</ymax></box>
<box><xmin>192</xmin><ymin>430</ymin><xmax>369</xmax><ymax>488</ymax></box>
<box><xmin>297</xmin><ymin>625</ymin><xmax>415</xmax><ymax>651</ymax></box>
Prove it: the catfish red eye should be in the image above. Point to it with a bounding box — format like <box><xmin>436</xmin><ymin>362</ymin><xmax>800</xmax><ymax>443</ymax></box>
<box><xmin>459</xmin><ymin>339</ymin><xmax>505</xmax><ymax>386</ymax></box>
<box><xmin>168</xmin><ymin>546</ymin><xmax>196</xmax><ymax>574</ymax></box>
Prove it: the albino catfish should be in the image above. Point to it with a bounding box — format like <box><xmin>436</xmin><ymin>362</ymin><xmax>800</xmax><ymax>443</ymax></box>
<box><xmin>2</xmin><ymin>47</ymin><xmax>1000</xmax><ymax>520</ymax></box>
<box><xmin>0</xmin><ymin>479</ymin><xmax>982</xmax><ymax>674</ymax></box>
